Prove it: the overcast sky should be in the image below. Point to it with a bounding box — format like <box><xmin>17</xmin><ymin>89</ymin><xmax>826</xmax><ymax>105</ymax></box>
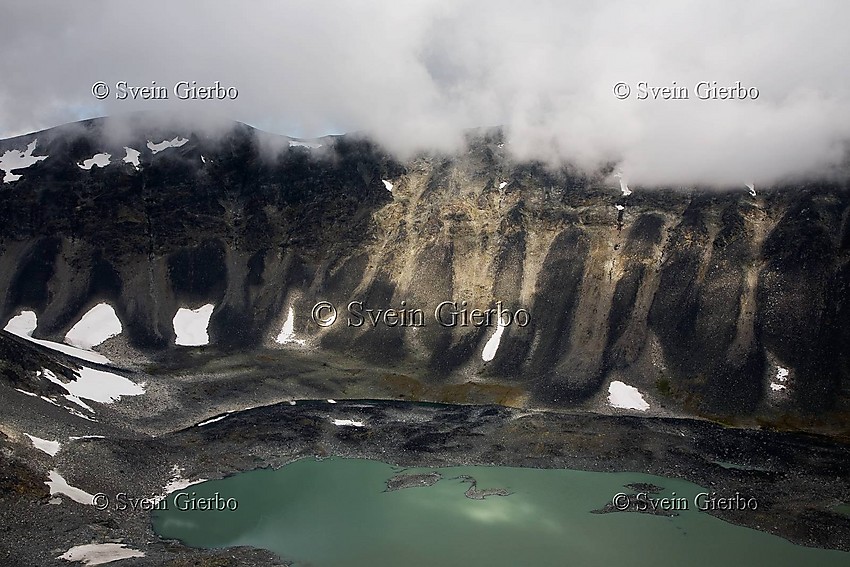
<box><xmin>2</xmin><ymin>1</ymin><xmax>850</xmax><ymax>186</ymax></box>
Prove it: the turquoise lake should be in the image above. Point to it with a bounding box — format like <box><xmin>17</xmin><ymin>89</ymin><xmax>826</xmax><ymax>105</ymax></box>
<box><xmin>152</xmin><ymin>457</ymin><xmax>849</xmax><ymax>567</ymax></box>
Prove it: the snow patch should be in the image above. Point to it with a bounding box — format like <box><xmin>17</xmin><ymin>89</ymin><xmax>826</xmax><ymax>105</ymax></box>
<box><xmin>58</xmin><ymin>543</ymin><xmax>144</xmax><ymax>565</ymax></box>
<box><xmin>481</xmin><ymin>314</ymin><xmax>506</xmax><ymax>362</ymax></box>
<box><xmin>607</xmin><ymin>381</ymin><xmax>649</xmax><ymax>411</ymax></box>
<box><xmin>770</xmin><ymin>366</ymin><xmax>790</xmax><ymax>393</ymax></box>
<box><xmin>4</xmin><ymin>310</ymin><xmax>36</xmax><ymax>335</ymax></box>
<box><xmin>65</xmin><ymin>303</ymin><xmax>122</xmax><ymax>349</ymax></box>
<box><xmin>615</xmin><ymin>204</ymin><xmax>625</xmax><ymax>211</ymax></box>
<box><xmin>69</xmin><ymin>435</ymin><xmax>105</xmax><ymax>441</ymax></box>
<box><xmin>327</xmin><ymin>399</ymin><xmax>337</xmax><ymax>404</ymax></box>
<box><xmin>331</xmin><ymin>418</ymin><xmax>365</xmax><ymax>427</ymax></box>
<box><xmin>275</xmin><ymin>305</ymin><xmax>305</xmax><ymax>345</ymax></box>
<box><xmin>25</xmin><ymin>434</ymin><xmax>61</xmax><ymax>456</ymax></box>
<box><xmin>615</xmin><ymin>171</ymin><xmax>632</xmax><ymax>196</ymax></box>
<box><xmin>122</xmin><ymin>147</ymin><xmax>140</xmax><ymax>168</ymax></box>
<box><xmin>382</xmin><ymin>179</ymin><xmax>394</xmax><ymax>192</ymax></box>
<box><xmin>173</xmin><ymin>304</ymin><xmax>214</xmax><ymax>346</ymax></box>
<box><xmin>0</xmin><ymin>139</ymin><xmax>48</xmax><ymax>183</ymax></box>
<box><xmin>196</xmin><ymin>412</ymin><xmax>233</xmax><ymax>427</ymax></box>
<box><xmin>42</xmin><ymin>367</ymin><xmax>144</xmax><ymax>405</ymax></box>
<box><xmin>32</xmin><ymin>339</ymin><xmax>110</xmax><ymax>364</ymax></box>
<box><xmin>46</xmin><ymin>470</ymin><xmax>94</xmax><ymax>505</ymax></box>
<box><xmin>64</xmin><ymin>393</ymin><xmax>95</xmax><ymax>413</ymax></box>
<box><xmin>147</xmin><ymin>137</ymin><xmax>188</xmax><ymax>154</ymax></box>
<box><xmin>78</xmin><ymin>153</ymin><xmax>111</xmax><ymax>170</ymax></box>
<box><xmin>15</xmin><ymin>388</ymin><xmax>38</xmax><ymax>397</ymax></box>
<box><xmin>498</xmin><ymin>181</ymin><xmax>508</xmax><ymax>189</ymax></box>
<box><xmin>67</xmin><ymin>408</ymin><xmax>97</xmax><ymax>422</ymax></box>
<box><xmin>162</xmin><ymin>465</ymin><xmax>206</xmax><ymax>496</ymax></box>
<box><xmin>4</xmin><ymin>310</ymin><xmax>110</xmax><ymax>364</ymax></box>
<box><xmin>746</xmin><ymin>183</ymin><xmax>756</xmax><ymax>197</ymax></box>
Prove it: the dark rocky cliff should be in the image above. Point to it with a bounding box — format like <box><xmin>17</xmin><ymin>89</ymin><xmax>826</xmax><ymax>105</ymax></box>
<box><xmin>1</xmin><ymin>115</ymin><xmax>848</xmax><ymax>425</ymax></box>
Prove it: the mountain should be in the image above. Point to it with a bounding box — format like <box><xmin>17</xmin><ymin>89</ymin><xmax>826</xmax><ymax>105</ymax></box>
<box><xmin>1</xmin><ymin>114</ymin><xmax>848</xmax><ymax>432</ymax></box>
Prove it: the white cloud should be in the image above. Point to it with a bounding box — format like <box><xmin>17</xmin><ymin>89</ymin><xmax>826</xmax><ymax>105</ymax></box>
<box><xmin>1</xmin><ymin>1</ymin><xmax>849</xmax><ymax>186</ymax></box>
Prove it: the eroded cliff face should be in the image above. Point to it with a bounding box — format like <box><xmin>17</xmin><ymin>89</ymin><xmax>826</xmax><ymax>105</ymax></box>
<box><xmin>1</xmin><ymin>116</ymin><xmax>848</xmax><ymax>421</ymax></box>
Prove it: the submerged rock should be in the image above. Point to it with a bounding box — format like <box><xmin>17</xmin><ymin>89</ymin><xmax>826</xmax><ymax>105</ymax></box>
<box><xmin>624</xmin><ymin>482</ymin><xmax>664</xmax><ymax>494</ymax></box>
<box><xmin>454</xmin><ymin>475</ymin><xmax>512</xmax><ymax>500</ymax></box>
<box><xmin>385</xmin><ymin>471</ymin><xmax>443</xmax><ymax>492</ymax></box>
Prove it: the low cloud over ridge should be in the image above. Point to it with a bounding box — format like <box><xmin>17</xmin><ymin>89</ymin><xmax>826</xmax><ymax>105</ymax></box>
<box><xmin>1</xmin><ymin>1</ymin><xmax>849</xmax><ymax>186</ymax></box>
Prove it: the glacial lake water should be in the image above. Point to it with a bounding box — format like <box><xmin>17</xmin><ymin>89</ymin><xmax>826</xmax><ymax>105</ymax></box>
<box><xmin>152</xmin><ymin>457</ymin><xmax>849</xmax><ymax>567</ymax></box>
